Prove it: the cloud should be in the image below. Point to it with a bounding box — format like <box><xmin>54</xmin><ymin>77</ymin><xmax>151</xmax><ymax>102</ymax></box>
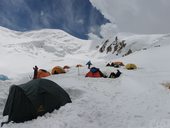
<box><xmin>88</xmin><ymin>23</ymin><xmax>118</xmax><ymax>39</ymax></box>
<box><xmin>88</xmin><ymin>32</ymin><xmax>100</xmax><ymax>40</ymax></box>
<box><xmin>100</xmin><ymin>23</ymin><xmax>118</xmax><ymax>38</ymax></box>
<box><xmin>89</xmin><ymin>0</ymin><xmax>170</xmax><ymax>34</ymax></box>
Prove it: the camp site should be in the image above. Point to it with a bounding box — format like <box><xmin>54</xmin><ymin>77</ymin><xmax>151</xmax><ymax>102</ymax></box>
<box><xmin>0</xmin><ymin>23</ymin><xmax>170</xmax><ymax>128</ymax></box>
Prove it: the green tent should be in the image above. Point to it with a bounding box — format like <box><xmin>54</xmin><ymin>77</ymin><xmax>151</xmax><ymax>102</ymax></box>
<box><xmin>2</xmin><ymin>79</ymin><xmax>71</xmax><ymax>124</ymax></box>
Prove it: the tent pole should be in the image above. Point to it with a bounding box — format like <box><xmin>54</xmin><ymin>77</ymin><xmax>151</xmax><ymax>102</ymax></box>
<box><xmin>78</xmin><ymin>67</ymin><xmax>80</xmax><ymax>76</ymax></box>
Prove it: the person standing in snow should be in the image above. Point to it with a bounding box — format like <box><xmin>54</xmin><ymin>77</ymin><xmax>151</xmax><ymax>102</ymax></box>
<box><xmin>33</xmin><ymin>65</ymin><xmax>38</xmax><ymax>79</ymax></box>
<box><xmin>86</xmin><ymin>61</ymin><xmax>92</xmax><ymax>69</ymax></box>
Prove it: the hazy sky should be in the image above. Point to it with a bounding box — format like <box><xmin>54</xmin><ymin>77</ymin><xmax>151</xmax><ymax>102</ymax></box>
<box><xmin>90</xmin><ymin>0</ymin><xmax>170</xmax><ymax>34</ymax></box>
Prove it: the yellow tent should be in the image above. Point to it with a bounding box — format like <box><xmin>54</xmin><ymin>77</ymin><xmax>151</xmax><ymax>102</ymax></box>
<box><xmin>125</xmin><ymin>64</ymin><xmax>137</xmax><ymax>70</ymax></box>
<box><xmin>51</xmin><ymin>66</ymin><xmax>65</xmax><ymax>74</ymax></box>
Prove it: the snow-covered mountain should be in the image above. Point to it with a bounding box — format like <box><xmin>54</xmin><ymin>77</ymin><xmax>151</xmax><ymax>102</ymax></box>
<box><xmin>97</xmin><ymin>33</ymin><xmax>170</xmax><ymax>56</ymax></box>
<box><xmin>0</xmin><ymin>26</ymin><xmax>93</xmax><ymax>77</ymax></box>
<box><xmin>0</xmin><ymin>0</ymin><xmax>109</xmax><ymax>39</ymax></box>
<box><xmin>1</xmin><ymin>26</ymin><xmax>170</xmax><ymax>76</ymax></box>
<box><xmin>1</xmin><ymin>26</ymin><xmax>170</xmax><ymax>128</ymax></box>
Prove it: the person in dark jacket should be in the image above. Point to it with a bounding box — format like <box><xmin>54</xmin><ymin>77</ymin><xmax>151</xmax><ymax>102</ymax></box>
<box><xmin>33</xmin><ymin>65</ymin><xmax>38</xmax><ymax>79</ymax></box>
<box><xmin>86</xmin><ymin>61</ymin><xmax>92</xmax><ymax>69</ymax></box>
<box><xmin>115</xmin><ymin>69</ymin><xmax>121</xmax><ymax>78</ymax></box>
<box><xmin>109</xmin><ymin>72</ymin><xmax>116</xmax><ymax>78</ymax></box>
<box><xmin>109</xmin><ymin>69</ymin><xmax>122</xmax><ymax>78</ymax></box>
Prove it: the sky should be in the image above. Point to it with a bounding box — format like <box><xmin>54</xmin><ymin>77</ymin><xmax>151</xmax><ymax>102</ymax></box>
<box><xmin>0</xmin><ymin>0</ymin><xmax>109</xmax><ymax>39</ymax></box>
<box><xmin>90</xmin><ymin>0</ymin><xmax>170</xmax><ymax>35</ymax></box>
<box><xmin>0</xmin><ymin>0</ymin><xmax>170</xmax><ymax>40</ymax></box>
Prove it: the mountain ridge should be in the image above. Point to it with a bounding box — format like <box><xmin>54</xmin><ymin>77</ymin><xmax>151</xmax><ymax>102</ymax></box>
<box><xmin>1</xmin><ymin>26</ymin><xmax>170</xmax><ymax>77</ymax></box>
<box><xmin>0</xmin><ymin>0</ymin><xmax>110</xmax><ymax>39</ymax></box>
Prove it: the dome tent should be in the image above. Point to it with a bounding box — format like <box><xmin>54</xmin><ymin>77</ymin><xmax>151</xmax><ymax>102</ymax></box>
<box><xmin>85</xmin><ymin>67</ymin><xmax>106</xmax><ymax>78</ymax></box>
<box><xmin>37</xmin><ymin>69</ymin><xmax>51</xmax><ymax>78</ymax></box>
<box><xmin>112</xmin><ymin>61</ymin><xmax>124</xmax><ymax>66</ymax></box>
<box><xmin>63</xmin><ymin>65</ymin><xmax>70</xmax><ymax>69</ymax></box>
<box><xmin>51</xmin><ymin>66</ymin><xmax>65</xmax><ymax>74</ymax></box>
<box><xmin>125</xmin><ymin>63</ymin><xmax>137</xmax><ymax>70</ymax></box>
<box><xmin>2</xmin><ymin>79</ymin><xmax>71</xmax><ymax>125</ymax></box>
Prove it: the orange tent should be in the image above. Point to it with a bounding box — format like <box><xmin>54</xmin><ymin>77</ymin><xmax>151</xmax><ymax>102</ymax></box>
<box><xmin>51</xmin><ymin>66</ymin><xmax>65</xmax><ymax>74</ymax></box>
<box><xmin>85</xmin><ymin>67</ymin><xmax>105</xmax><ymax>78</ymax></box>
<box><xmin>37</xmin><ymin>69</ymin><xmax>51</xmax><ymax>78</ymax></box>
<box><xmin>112</xmin><ymin>61</ymin><xmax>124</xmax><ymax>66</ymax></box>
<box><xmin>86</xmin><ymin>71</ymin><xmax>102</xmax><ymax>77</ymax></box>
<box><xmin>63</xmin><ymin>65</ymin><xmax>70</xmax><ymax>69</ymax></box>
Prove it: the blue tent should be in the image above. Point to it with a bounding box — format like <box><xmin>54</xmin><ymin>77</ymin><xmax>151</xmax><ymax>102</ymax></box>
<box><xmin>0</xmin><ymin>74</ymin><xmax>9</xmax><ymax>81</ymax></box>
<box><xmin>90</xmin><ymin>67</ymin><xmax>99</xmax><ymax>73</ymax></box>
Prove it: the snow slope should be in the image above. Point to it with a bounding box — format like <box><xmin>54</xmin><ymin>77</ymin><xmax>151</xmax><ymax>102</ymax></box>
<box><xmin>0</xmin><ymin>26</ymin><xmax>92</xmax><ymax>77</ymax></box>
<box><xmin>94</xmin><ymin>33</ymin><xmax>170</xmax><ymax>61</ymax></box>
<box><xmin>1</xmin><ymin>26</ymin><xmax>170</xmax><ymax>128</ymax></box>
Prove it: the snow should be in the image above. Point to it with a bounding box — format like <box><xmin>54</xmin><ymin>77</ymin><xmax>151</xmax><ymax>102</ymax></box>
<box><xmin>1</xmin><ymin>26</ymin><xmax>170</xmax><ymax>128</ymax></box>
